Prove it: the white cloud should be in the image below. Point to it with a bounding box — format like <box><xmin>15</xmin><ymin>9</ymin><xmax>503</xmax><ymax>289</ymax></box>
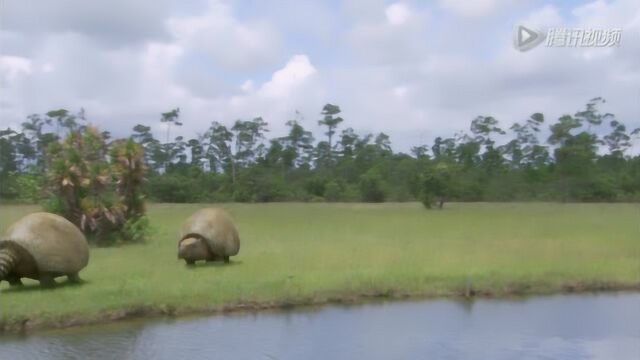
<box><xmin>386</xmin><ymin>3</ymin><xmax>411</xmax><ymax>26</ymax></box>
<box><xmin>0</xmin><ymin>56</ymin><xmax>33</xmax><ymax>81</ymax></box>
<box><xmin>167</xmin><ymin>1</ymin><xmax>282</xmax><ymax>72</ymax></box>
<box><xmin>439</xmin><ymin>0</ymin><xmax>505</xmax><ymax>17</ymax></box>
<box><xmin>520</xmin><ymin>5</ymin><xmax>563</xmax><ymax>28</ymax></box>
<box><xmin>259</xmin><ymin>55</ymin><xmax>317</xmax><ymax>98</ymax></box>
<box><xmin>1</xmin><ymin>0</ymin><xmax>172</xmax><ymax>47</ymax></box>
<box><xmin>240</xmin><ymin>80</ymin><xmax>254</xmax><ymax>93</ymax></box>
<box><xmin>392</xmin><ymin>85</ymin><xmax>408</xmax><ymax>98</ymax></box>
<box><xmin>0</xmin><ymin>0</ymin><xmax>638</xmax><ymax>154</ymax></box>
<box><xmin>41</xmin><ymin>63</ymin><xmax>55</xmax><ymax>73</ymax></box>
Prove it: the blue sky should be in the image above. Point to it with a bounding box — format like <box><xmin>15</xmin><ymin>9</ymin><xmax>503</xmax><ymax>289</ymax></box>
<box><xmin>1</xmin><ymin>0</ymin><xmax>638</xmax><ymax>152</ymax></box>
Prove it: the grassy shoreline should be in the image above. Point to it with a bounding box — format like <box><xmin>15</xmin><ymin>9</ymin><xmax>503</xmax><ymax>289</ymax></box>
<box><xmin>1</xmin><ymin>202</ymin><xmax>638</xmax><ymax>334</ymax></box>
<box><xmin>2</xmin><ymin>283</ymin><xmax>640</xmax><ymax>334</ymax></box>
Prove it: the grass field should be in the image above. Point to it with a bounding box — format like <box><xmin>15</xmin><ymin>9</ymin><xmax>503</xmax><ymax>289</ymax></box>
<box><xmin>0</xmin><ymin>202</ymin><xmax>638</xmax><ymax>331</ymax></box>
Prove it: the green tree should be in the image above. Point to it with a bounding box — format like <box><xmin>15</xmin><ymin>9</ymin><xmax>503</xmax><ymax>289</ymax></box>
<box><xmin>318</xmin><ymin>103</ymin><xmax>344</xmax><ymax>156</ymax></box>
<box><xmin>206</xmin><ymin>121</ymin><xmax>234</xmax><ymax>176</ymax></box>
<box><xmin>603</xmin><ymin>120</ymin><xmax>631</xmax><ymax>158</ymax></box>
<box><xmin>359</xmin><ymin>168</ymin><xmax>387</xmax><ymax>202</ymax></box>
<box><xmin>283</xmin><ymin>116</ymin><xmax>314</xmax><ymax>168</ymax></box>
<box><xmin>46</xmin><ymin>109</ymin><xmax>78</xmax><ymax>136</ymax></box>
<box><xmin>160</xmin><ymin>108</ymin><xmax>182</xmax><ymax>143</ymax></box>
<box><xmin>132</xmin><ymin>124</ymin><xmax>162</xmax><ymax>172</ymax></box>
<box><xmin>0</xmin><ymin>129</ymin><xmax>19</xmax><ymax>197</ymax></box>
<box><xmin>420</xmin><ymin>163</ymin><xmax>455</xmax><ymax>209</ymax></box>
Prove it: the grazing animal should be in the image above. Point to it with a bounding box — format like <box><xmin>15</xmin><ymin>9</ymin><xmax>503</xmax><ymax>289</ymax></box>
<box><xmin>0</xmin><ymin>212</ymin><xmax>90</xmax><ymax>287</ymax></box>
<box><xmin>178</xmin><ymin>208</ymin><xmax>240</xmax><ymax>265</ymax></box>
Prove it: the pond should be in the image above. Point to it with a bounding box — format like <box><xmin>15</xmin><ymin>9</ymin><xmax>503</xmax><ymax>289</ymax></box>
<box><xmin>1</xmin><ymin>292</ymin><xmax>638</xmax><ymax>360</ymax></box>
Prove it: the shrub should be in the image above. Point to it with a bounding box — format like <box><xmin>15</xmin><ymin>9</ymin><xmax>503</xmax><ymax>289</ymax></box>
<box><xmin>304</xmin><ymin>177</ymin><xmax>326</xmax><ymax>198</ymax></box>
<box><xmin>15</xmin><ymin>174</ymin><xmax>43</xmax><ymax>203</ymax></box>
<box><xmin>359</xmin><ymin>169</ymin><xmax>387</xmax><ymax>202</ymax></box>
<box><xmin>110</xmin><ymin>139</ymin><xmax>147</xmax><ymax>219</ymax></box>
<box><xmin>45</xmin><ymin>127</ymin><xmax>149</xmax><ymax>244</ymax></box>
<box><xmin>323</xmin><ymin>180</ymin><xmax>342</xmax><ymax>202</ymax></box>
<box><xmin>120</xmin><ymin>215</ymin><xmax>152</xmax><ymax>243</ymax></box>
<box><xmin>420</xmin><ymin>163</ymin><xmax>455</xmax><ymax>209</ymax></box>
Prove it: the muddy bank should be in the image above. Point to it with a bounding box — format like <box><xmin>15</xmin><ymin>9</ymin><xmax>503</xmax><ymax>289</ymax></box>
<box><xmin>2</xmin><ymin>281</ymin><xmax>638</xmax><ymax>335</ymax></box>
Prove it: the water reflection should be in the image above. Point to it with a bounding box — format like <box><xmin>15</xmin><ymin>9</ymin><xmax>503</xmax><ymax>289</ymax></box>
<box><xmin>1</xmin><ymin>293</ymin><xmax>638</xmax><ymax>360</ymax></box>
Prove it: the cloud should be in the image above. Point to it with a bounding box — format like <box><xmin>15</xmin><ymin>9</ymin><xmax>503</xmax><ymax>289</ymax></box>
<box><xmin>347</xmin><ymin>2</ymin><xmax>430</xmax><ymax>66</ymax></box>
<box><xmin>219</xmin><ymin>54</ymin><xmax>323</xmax><ymax>137</ymax></box>
<box><xmin>0</xmin><ymin>0</ymin><xmax>638</xmax><ymax>155</ymax></box>
<box><xmin>0</xmin><ymin>56</ymin><xmax>33</xmax><ymax>81</ymax></box>
<box><xmin>167</xmin><ymin>1</ymin><xmax>282</xmax><ymax>72</ymax></box>
<box><xmin>386</xmin><ymin>3</ymin><xmax>411</xmax><ymax>25</ymax></box>
<box><xmin>258</xmin><ymin>55</ymin><xmax>317</xmax><ymax>98</ymax></box>
<box><xmin>0</xmin><ymin>0</ymin><xmax>172</xmax><ymax>48</ymax></box>
<box><xmin>438</xmin><ymin>0</ymin><xmax>505</xmax><ymax>17</ymax></box>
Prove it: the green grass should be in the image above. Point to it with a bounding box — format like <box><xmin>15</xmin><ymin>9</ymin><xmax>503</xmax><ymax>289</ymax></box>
<box><xmin>1</xmin><ymin>202</ymin><xmax>639</xmax><ymax>329</ymax></box>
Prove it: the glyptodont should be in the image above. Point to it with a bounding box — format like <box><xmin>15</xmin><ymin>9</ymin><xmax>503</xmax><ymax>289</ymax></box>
<box><xmin>0</xmin><ymin>212</ymin><xmax>89</xmax><ymax>287</ymax></box>
<box><xmin>178</xmin><ymin>208</ymin><xmax>240</xmax><ymax>265</ymax></box>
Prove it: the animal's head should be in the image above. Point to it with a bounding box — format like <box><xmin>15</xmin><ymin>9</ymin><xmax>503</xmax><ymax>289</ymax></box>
<box><xmin>178</xmin><ymin>237</ymin><xmax>209</xmax><ymax>261</ymax></box>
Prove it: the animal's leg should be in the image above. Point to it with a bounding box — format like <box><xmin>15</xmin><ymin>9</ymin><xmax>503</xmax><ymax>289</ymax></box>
<box><xmin>7</xmin><ymin>274</ymin><xmax>23</xmax><ymax>287</ymax></box>
<box><xmin>185</xmin><ymin>259</ymin><xmax>196</xmax><ymax>266</ymax></box>
<box><xmin>206</xmin><ymin>251</ymin><xmax>220</xmax><ymax>262</ymax></box>
<box><xmin>67</xmin><ymin>273</ymin><xmax>81</xmax><ymax>283</ymax></box>
<box><xmin>39</xmin><ymin>274</ymin><xmax>56</xmax><ymax>288</ymax></box>
<box><xmin>223</xmin><ymin>256</ymin><xmax>230</xmax><ymax>264</ymax></box>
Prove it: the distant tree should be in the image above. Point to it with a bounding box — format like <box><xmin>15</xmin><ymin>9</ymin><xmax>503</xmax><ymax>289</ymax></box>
<box><xmin>0</xmin><ymin>129</ymin><xmax>19</xmax><ymax>197</ymax></box>
<box><xmin>359</xmin><ymin>168</ymin><xmax>387</xmax><ymax>202</ymax></box>
<box><xmin>187</xmin><ymin>136</ymin><xmax>206</xmax><ymax>168</ymax></box>
<box><xmin>132</xmin><ymin>124</ymin><xmax>154</xmax><ymax>144</ymax></box>
<box><xmin>410</xmin><ymin>145</ymin><xmax>430</xmax><ymax>159</ymax></box>
<box><xmin>4</xmin><ymin>97</ymin><xmax>639</xmax><ymax>205</ymax></box>
<box><xmin>374</xmin><ymin>133</ymin><xmax>392</xmax><ymax>155</ymax></box>
<box><xmin>505</xmin><ymin>113</ymin><xmax>546</xmax><ymax>168</ymax></box>
<box><xmin>314</xmin><ymin>141</ymin><xmax>332</xmax><ymax>169</ymax></box>
<box><xmin>603</xmin><ymin>120</ymin><xmax>631</xmax><ymax>158</ymax></box>
<box><xmin>471</xmin><ymin>116</ymin><xmax>506</xmax><ymax>174</ymax></box>
<box><xmin>574</xmin><ymin>97</ymin><xmax>608</xmax><ymax>131</ymax></box>
<box><xmin>283</xmin><ymin>115</ymin><xmax>314</xmax><ymax>168</ymax></box>
<box><xmin>160</xmin><ymin>108</ymin><xmax>182</xmax><ymax>143</ymax></box>
<box><xmin>21</xmin><ymin>114</ymin><xmax>55</xmax><ymax>172</ymax></box>
<box><xmin>132</xmin><ymin>124</ymin><xmax>161</xmax><ymax>171</ymax></box>
<box><xmin>318</xmin><ymin>103</ymin><xmax>344</xmax><ymax>155</ymax></box>
<box><xmin>232</xmin><ymin>117</ymin><xmax>269</xmax><ymax>168</ymax></box>
<box><xmin>420</xmin><ymin>163</ymin><xmax>455</xmax><ymax>209</ymax></box>
<box><xmin>46</xmin><ymin>109</ymin><xmax>78</xmax><ymax>136</ymax></box>
<box><xmin>166</xmin><ymin>135</ymin><xmax>187</xmax><ymax>167</ymax></box>
<box><xmin>206</xmin><ymin>121</ymin><xmax>234</xmax><ymax>177</ymax></box>
<box><xmin>548</xmin><ymin>104</ymin><xmax>602</xmax><ymax>200</ymax></box>
<box><xmin>431</xmin><ymin>137</ymin><xmax>456</xmax><ymax>161</ymax></box>
<box><xmin>338</xmin><ymin>128</ymin><xmax>356</xmax><ymax>156</ymax></box>
<box><xmin>454</xmin><ymin>133</ymin><xmax>480</xmax><ymax>169</ymax></box>
<box><xmin>548</xmin><ymin>115</ymin><xmax>581</xmax><ymax>146</ymax></box>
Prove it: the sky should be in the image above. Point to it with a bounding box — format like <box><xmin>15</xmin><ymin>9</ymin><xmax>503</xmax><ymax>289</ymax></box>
<box><xmin>1</xmin><ymin>0</ymin><xmax>638</xmax><ymax>152</ymax></box>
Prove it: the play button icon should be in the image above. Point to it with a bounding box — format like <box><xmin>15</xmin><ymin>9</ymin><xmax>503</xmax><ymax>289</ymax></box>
<box><xmin>514</xmin><ymin>25</ymin><xmax>546</xmax><ymax>52</ymax></box>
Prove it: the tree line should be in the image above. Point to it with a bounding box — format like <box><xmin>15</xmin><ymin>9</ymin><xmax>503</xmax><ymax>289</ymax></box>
<box><xmin>1</xmin><ymin>98</ymin><xmax>639</xmax><ymax>207</ymax></box>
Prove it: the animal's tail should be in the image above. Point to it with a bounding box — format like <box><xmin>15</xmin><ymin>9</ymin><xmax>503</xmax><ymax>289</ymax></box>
<box><xmin>0</xmin><ymin>247</ymin><xmax>17</xmax><ymax>279</ymax></box>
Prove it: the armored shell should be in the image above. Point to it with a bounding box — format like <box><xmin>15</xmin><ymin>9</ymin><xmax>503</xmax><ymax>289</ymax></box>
<box><xmin>180</xmin><ymin>208</ymin><xmax>240</xmax><ymax>257</ymax></box>
<box><xmin>1</xmin><ymin>212</ymin><xmax>89</xmax><ymax>274</ymax></box>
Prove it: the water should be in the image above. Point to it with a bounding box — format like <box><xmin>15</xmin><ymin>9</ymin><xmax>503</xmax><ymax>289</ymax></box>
<box><xmin>1</xmin><ymin>293</ymin><xmax>638</xmax><ymax>360</ymax></box>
